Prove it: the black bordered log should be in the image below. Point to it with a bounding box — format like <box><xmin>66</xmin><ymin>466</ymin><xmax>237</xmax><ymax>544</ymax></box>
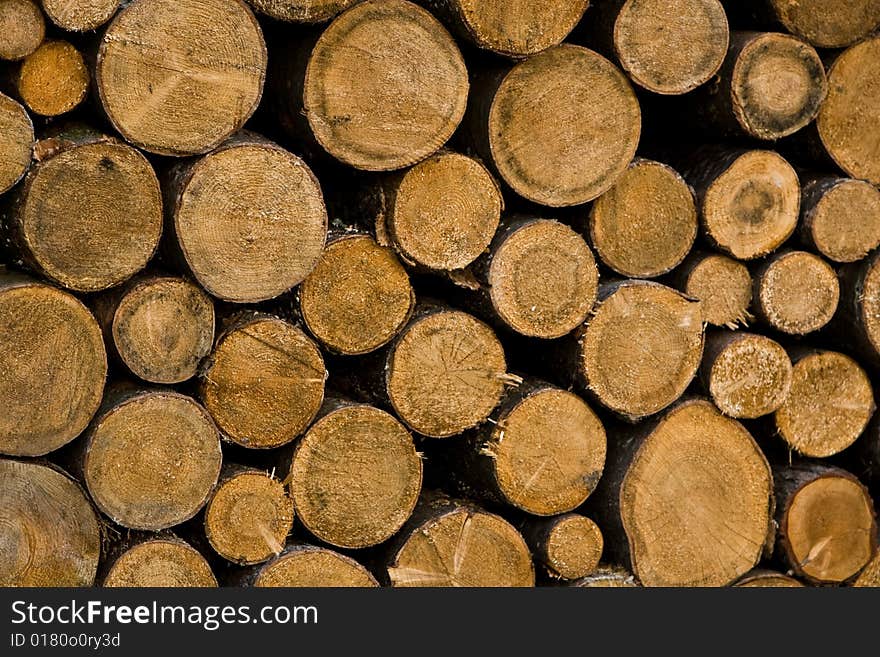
<box><xmin>457</xmin><ymin>216</ymin><xmax>598</xmax><ymax>339</ymax></box>
<box><xmin>232</xmin><ymin>544</ymin><xmax>380</xmax><ymax>587</ymax></box>
<box><xmin>700</xmin><ymin>330</ymin><xmax>792</xmax><ymax>419</ymax></box>
<box><xmin>521</xmin><ymin>514</ymin><xmax>604</xmax><ymax>580</ymax></box>
<box><xmin>203</xmin><ymin>464</ymin><xmax>294</xmax><ymax>566</ymax></box>
<box><xmin>298</xmin><ymin>231</ymin><xmax>415</xmax><ymax>355</ymax></box>
<box><xmin>798</xmin><ymin>176</ymin><xmax>880</xmax><ymax>264</ymax></box>
<box><xmin>100</xmin><ymin>533</ymin><xmax>218</xmax><ymax>587</ymax></box>
<box><xmin>198</xmin><ymin>311</ymin><xmax>327</xmax><ymax>449</ymax></box>
<box><xmin>774</xmin><ymin>463</ymin><xmax>878</xmax><ymax>585</ymax></box>
<box><xmin>337</xmin><ymin>301</ymin><xmax>513</xmax><ymax>438</ymax></box>
<box><xmin>383</xmin><ymin>491</ymin><xmax>535</xmax><ymax>587</ymax></box>
<box><xmin>163</xmin><ymin>131</ymin><xmax>327</xmax><ymax>304</ymax></box>
<box><xmin>582</xmin><ymin>0</ymin><xmax>729</xmax><ymax>96</ymax></box>
<box><xmin>91</xmin><ymin>273</ymin><xmax>215</xmax><ymax>385</ymax></box>
<box><xmin>0</xmin><ymin>458</ymin><xmax>101</xmax><ymax>587</ymax></box>
<box><xmin>585</xmin><ymin>399</ymin><xmax>774</xmax><ymax>587</ymax></box>
<box><xmin>77</xmin><ymin>385</ymin><xmax>223</xmax><ymax>531</ymax></box>
<box><xmin>677</xmin><ymin>146</ymin><xmax>800</xmax><ymax>261</ymax></box>
<box><xmin>751</xmin><ymin>250</ymin><xmax>839</xmax><ymax>336</ymax></box>
<box><xmin>95</xmin><ymin>0</ymin><xmax>267</xmax><ymax>156</ymax></box>
<box><xmin>553</xmin><ymin>280</ymin><xmax>704</xmax><ymax>422</ymax></box>
<box><xmin>668</xmin><ymin>251</ymin><xmax>753</xmax><ymax>329</ymax></box>
<box><xmin>774</xmin><ymin>349</ymin><xmax>875</xmax><ymax>458</ymax></box>
<box><xmin>3</xmin><ymin>126</ymin><xmax>163</xmax><ymax>293</ymax></box>
<box><xmin>427</xmin><ymin>378</ymin><xmax>606</xmax><ymax>516</ymax></box>
<box><xmin>286</xmin><ymin>398</ymin><xmax>422</xmax><ymax>549</ymax></box>
<box><xmin>0</xmin><ymin>269</ymin><xmax>107</xmax><ymax>457</ymax></box>
<box><xmin>677</xmin><ymin>31</ymin><xmax>826</xmax><ymax>141</ymax></box>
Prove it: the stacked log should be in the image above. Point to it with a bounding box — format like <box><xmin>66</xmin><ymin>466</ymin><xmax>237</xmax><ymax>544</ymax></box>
<box><xmin>101</xmin><ymin>537</ymin><xmax>218</xmax><ymax>587</ymax></box>
<box><xmin>40</xmin><ymin>0</ymin><xmax>119</xmax><ymax>31</ymax></box>
<box><xmin>522</xmin><ymin>514</ymin><xmax>604</xmax><ymax>581</ymax></box>
<box><xmin>0</xmin><ymin>459</ymin><xmax>100</xmax><ymax>586</ymax></box>
<box><xmin>16</xmin><ymin>40</ymin><xmax>89</xmax><ymax>117</ymax></box>
<box><xmin>385</xmin><ymin>494</ymin><xmax>535</xmax><ymax>587</ymax></box>
<box><xmin>774</xmin><ymin>465</ymin><xmax>878</xmax><ymax>585</ymax></box>
<box><xmin>93</xmin><ymin>275</ymin><xmax>215</xmax><ymax>385</ymax></box>
<box><xmin>0</xmin><ymin>270</ymin><xmax>107</xmax><ymax>457</ymax></box>
<box><xmin>5</xmin><ymin>128</ymin><xmax>163</xmax><ymax>292</ymax></box>
<box><xmin>0</xmin><ymin>0</ymin><xmax>44</xmax><ymax>61</ymax></box>
<box><xmin>243</xmin><ymin>546</ymin><xmax>380</xmax><ymax>587</ymax></box>
<box><xmin>287</xmin><ymin>401</ymin><xmax>422</xmax><ymax>548</ymax></box>
<box><xmin>815</xmin><ymin>37</ymin><xmax>880</xmax><ymax>185</ymax></box>
<box><xmin>96</xmin><ymin>0</ymin><xmax>267</xmax><ymax>156</ymax></box>
<box><xmin>683</xmin><ymin>31</ymin><xmax>827</xmax><ymax>140</ymax></box>
<box><xmin>588</xmin><ymin>400</ymin><xmax>773</xmax><ymax>587</ymax></box>
<box><xmin>585</xmin><ymin>0</ymin><xmax>729</xmax><ymax>96</ymax></box>
<box><xmin>588</xmin><ymin>159</ymin><xmax>697</xmax><ymax>279</ymax></box>
<box><xmin>2</xmin><ymin>0</ymin><xmax>880</xmax><ymax>590</ymax></box>
<box><xmin>204</xmin><ymin>467</ymin><xmax>294</xmax><ymax>565</ymax></box>
<box><xmin>199</xmin><ymin>313</ymin><xmax>326</xmax><ymax>449</ymax></box>
<box><xmin>166</xmin><ymin>133</ymin><xmax>327</xmax><ymax>303</ymax></box>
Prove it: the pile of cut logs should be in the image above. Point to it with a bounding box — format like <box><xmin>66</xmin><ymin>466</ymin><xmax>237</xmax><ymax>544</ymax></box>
<box><xmin>3</xmin><ymin>0</ymin><xmax>880</xmax><ymax>588</ymax></box>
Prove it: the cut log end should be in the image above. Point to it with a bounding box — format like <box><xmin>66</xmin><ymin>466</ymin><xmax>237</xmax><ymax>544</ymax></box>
<box><xmin>775</xmin><ymin>351</ymin><xmax>875</xmax><ymax>458</ymax></box>
<box><xmin>755</xmin><ymin>251</ymin><xmax>839</xmax><ymax>335</ymax></box>
<box><xmin>18</xmin><ymin>40</ymin><xmax>89</xmax><ymax>117</ymax></box>
<box><xmin>861</xmin><ymin>254</ymin><xmax>880</xmax><ymax>358</ymax></box>
<box><xmin>388</xmin><ymin>310</ymin><xmax>507</xmax><ymax>437</ymax></box>
<box><xmin>201</xmin><ymin>316</ymin><xmax>326</xmax><ymax>449</ymax></box>
<box><xmin>304</xmin><ymin>0</ymin><xmax>468</xmax><ymax>171</ymax></box>
<box><xmin>388</xmin><ymin>503</ymin><xmax>534</xmax><ymax>587</ymax></box>
<box><xmin>530</xmin><ymin>514</ymin><xmax>604</xmax><ymax>580</ymax></box>
<box><xmin>570</xmin><ymin>567</ymin><xmax>639</xmax><ymax>587</ymax></box>
<box><xmin>452</xmin><ymin>0</ymin><xmax>587</xmax><ymax>57</ymax></box>
<box><xmin>579</xmin><ymin>282</ymin><xmax>704</xmax><ymax>419</ymax></box>
<box><xmin>614</xmin><ymin>0</ymin><xmax>728</xmax><ymax>95</ymax></box>
<box><xmin>0</xmin><ymin>277</ymin><xmax>107</xmax><ymax>457</ymax></box>
<box><xmin>41</xmin><ymin>0</ymin><xmax>120</xmax><ymax>31</ymax></box>
<box><xmin>290</xmin><ymin>404</ymin><xmax>422</xmax><ymax>549</ymax></box>
<box><xmin>621</xmin><ymin>400</ymin><xmax>772</xmax><ymax>587</ymax></box>
<box><xmin>818</xmin><ymin>37</ymin><xmax>880</xmax><ymax>186</ymax></box>
<box><xmin>488</xmin><ymin>44</ymin><xmax>641</xmax><ymax>207</ymax></box>
<box><xmin>97</xmin><ymin>0</ymin><xmax>267</xmax><ymax>156</ymax></box>
<box><xmin>388</xmin><ymin>152</ymin><xmax>501</xmax><ymax>271</ymax></box>
<box><xmin>489</xmin><ymin>220</ymin><xmax>597</xmax><ymax>339</ymax></box>
<box><xmin>778</xmin><ymin>467</ymin><xmax>878</xmax><ymax>584</ymax></box>
<box><xmin>703</xmin><ymin>150</ymin><xmax>800</xmax><ymax>260</ymax></box>
<box><xmin>205</xmin><ymin>470</ymin><xmax>294</xmax><ymax>565</ymax></box>
<box><xmin>490</xmin><ymin>389</ymin><xmax>606</xmax><ymax>515</ymax></box>
<box><xmin>173</xmin><ymin>140</ymin><xmax>327</xmax><ymax>303</ymax></box>
<box><xmin>804</xmin><ymin>178</ymin><xmax>880</xmax><ymax>264</ymax></box>
<box><xmin>729</xmin><ymin>32</ymin><xmax>826</xmax><ymax>140</ymax></box>
<box><xmin>255</xmin><ymin>546</ymin><xmax>379</xmax><ymax>587</ymax></box>
<box><xmin>0</xmin><ymin>93</ymin><xmax>33</xmax><ymax>194</ymax></box>
<box><xmin>770</xmin><ymin>0</ymin><xmax>880</xmax><ymax>48</ymax></box>
<box><xmin>104</xmin><ymin>539</ymin><xmax>217</xmax><ymax>587</ymax></box>
<box><xmin>733</xmin><ymin>570</ymin><xmax>803</xmax><ymax>587</ymax></box>
<box><xmin>853</xmin><ymin>553</ymin><xmax>880</xmax><ymax>587</ymax></box>
<box><xmin>113</xmin><ymin>277</ymin><xmax>214</xmax><ymax>384</ymax></box>
<box><xmin>84</xmin><ymin>392</ymin><xmax>222</xmax><ymax>530</ymax></box>
<box><xmin>300</xmin><ymin>235</ymin><xmax>414</xmax><ymax>355</ymax></box>
<box><xmin>0</xmin><ymin>0</ymin><xmax>44</xmax><ymax>60</ymax></box>
<box><xmin>683</xmin><ymin>254</ymin><xmax>753</xmax><ymax>328</ymax></box>
<box><xmin>20</xmin><ymin>136</ymin><xmax>163</xmax><ymax>292</ymax></box>
<box><xmin>0</xmin><ymin>460</ymin><xmax>100</xmax><ymax>587</ymax></box>
<box><xmin>705</xmin><ymin>332</ymin><xmax>792</xmax><ymax>419</ymax></box>
<box><xmin>590</xmin><ymin>159</ymin><xmax>697</xmax><ymax>278</ymax></box>
<box><xmin>246</xmin><ymin>0</ymin><xmax>357</xmax><ymax>22</ymax></box>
